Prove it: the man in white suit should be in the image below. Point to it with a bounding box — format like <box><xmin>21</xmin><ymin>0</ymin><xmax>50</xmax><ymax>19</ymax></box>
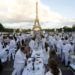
<box><xmin>12</xmin><ymin>45</ymin><xmax>30</xmax><ymax>75</ymax></box>
<box><xmin>56</xmin><ymin>38</ymin><xmax>63</xmax><ymax>58</ymax></box>
<box><xmin>62</xmin><ymin>39</ymin><xmax>73</xmax><ymax>66</ymax></box>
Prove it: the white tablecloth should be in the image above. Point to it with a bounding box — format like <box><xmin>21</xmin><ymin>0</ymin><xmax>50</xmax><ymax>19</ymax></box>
<box><xmin>31</xmin><ymin>48</ymin><xmax>48</xmax><ymax>64</ymax></box>
<box><xmin>70</xmin><ymin>64</ymin><xmax>75</xmax><ymax>70</ymax></box>
<box><xmin>22</xmin><ymin>58</ymin><xmax>45</xmax><ymax>75</ymax></box>
<box><xmin>70</xmin><ymin>55</ymin><xmax>75</xmax><ymax>64</ymax></box>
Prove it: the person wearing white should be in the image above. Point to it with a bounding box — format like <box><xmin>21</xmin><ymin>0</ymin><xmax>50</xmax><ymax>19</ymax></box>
<box><xmin>41</xmin><ymin>36</ymin><xmax>49</xmax><ymax>64</ymax></box>
<box><xmin>0</xmin><ymin>48</ymin><xmax>8</xmax><ymax>63</ymax></box>
<box><xmin>41</xmin><ymin>36</ymin><xmax>46</xmax><ymax>49</ymax></box>
<box><xmin>62</xmin><ymin>41</ymin><xmax>73</xmax><ymax>66</ymax></box>
<box><xmin>8</xmin><ymin>36</ymin><xmax>16</xmax><ymax>61</ymax></box>
<box><xmin>48</xmin><ymin>35</ymin><xmax>56</xmax><ymax>50</ymax></box>
<box><xmin>12</xmin><ymin>46</ymin><xmax>27</xmax><ymax>75</ymax></box>
<box><xmin>29</xmin><ymin>38</ymin><xmax>35</xmax><ymax>51</ymax></box>
<box><xmin>56</xmin><ymin>38</ymin><xmax>63</xmax><ymax>58</ymax></box>
<box><xmin>0</xmin><ymin>40</ymin><xmax>8</xmax><ymax>63</ymax></box>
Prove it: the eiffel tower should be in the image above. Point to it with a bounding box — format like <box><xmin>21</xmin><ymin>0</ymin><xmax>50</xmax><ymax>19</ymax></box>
<box><xmin>33</xmin><ymin>2</ymin><xmax>41</xmax><ymax>32</ymax></box>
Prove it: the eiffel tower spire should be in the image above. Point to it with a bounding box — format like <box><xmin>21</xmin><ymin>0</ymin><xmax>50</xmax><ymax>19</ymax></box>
<box><xmin>33</xmin><ymin>1</ymin><xmax>41</xmax><ymax>31</ymax></box>
<box><xmin>36</xmin><ymin>2</ymin><xmax>38</xmax><ymax>21</ymax></box>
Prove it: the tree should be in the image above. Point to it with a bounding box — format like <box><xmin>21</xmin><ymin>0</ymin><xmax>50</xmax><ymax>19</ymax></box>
<box><xmin>72</xmin><ymin>25</ymin><xmax>75</xmax><ymax>31</ymax></box>
<box><xmin>63</xmin><ymin>26</ymin><xmax>72</xmax><ymax>32</ymax></box>
<box><xmin>0</xmin><ymin>23</ymin><xmax>4</xmax><ymax>31</ymax></box>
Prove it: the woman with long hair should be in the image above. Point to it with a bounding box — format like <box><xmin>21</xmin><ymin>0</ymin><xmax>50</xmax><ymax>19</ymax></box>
<box><xmin>46</xmin><ymin>59</ymin><xmax>62</xmax><ymax>75</ymax></box>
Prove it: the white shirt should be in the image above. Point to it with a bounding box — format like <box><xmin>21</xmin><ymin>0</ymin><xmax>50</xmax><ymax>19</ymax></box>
<box><xmin>49</xmin><ymin>36</ymin><xmax>56</xmax><ymax>46</ymax></box>
<box><xmin>62</xmin><ymin>43</ymin><xmax>73</xmax><ymax>53</ymax></box>
<box><xmin>14</xmin><ymin>49</ymin><xmax>26</xmax><ymax>68</ymax></box>
<box><xmin>29</xmin><ymin>40</ymin><xmax>35</xmax><ymax>50</ymax></box>
<box><xmin>8</xmin><ymin>39</ymin><xmax>16</xmax><ymax>51</ymax></box>
<box><xmin>56</xmin><ymin>39</ymin><xmax>63</xmax><ymax>50</ymax></box>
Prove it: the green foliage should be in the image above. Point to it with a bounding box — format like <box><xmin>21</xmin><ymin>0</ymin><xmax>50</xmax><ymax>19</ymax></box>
<box><xmin>72</xmin><ymin>25</ymin><xmax>75</xmax><ymax>31</ymax></box>
<box><xmin>57</xmin><ymin>28</ymin><xmax>62</xmax><ymax>32</ymax></box>
<box><xmin>43</xmin><ymin>29</ymin><xmax>54</xmax><ymax>32</ymax></box>
<box><xmin>0</xmin><ymin>23</ymin><xmax>4</xmax><ymax>31</ymax></box>
<box><xmin>63</xmin><ymin>26</ymin><xmax>72</xmax><ymax>32</ymax></box>
<box><xmin>0</xmin><ymin>23</ymin><xmax>75</xmax><ymax>32</ymax></box>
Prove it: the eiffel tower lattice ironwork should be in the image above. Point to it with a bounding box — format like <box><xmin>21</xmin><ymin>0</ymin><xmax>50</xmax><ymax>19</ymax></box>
<box><xmin>33</xmin><ymin>2</ymin><xmax>41</xmax><ymax>31</ymax></box>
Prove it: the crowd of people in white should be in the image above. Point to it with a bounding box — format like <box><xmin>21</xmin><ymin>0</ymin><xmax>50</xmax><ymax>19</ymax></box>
<box><xmin>0</xmin><ymin>32</ymin><xmax>75</xmax><ymax>75</ymax></box>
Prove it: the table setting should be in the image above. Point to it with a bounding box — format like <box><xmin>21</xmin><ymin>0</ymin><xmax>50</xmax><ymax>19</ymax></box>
<box><xmin>22</xmin><ymin>57</ymin><xmax>45</xmax><ymax>75</ymax></box>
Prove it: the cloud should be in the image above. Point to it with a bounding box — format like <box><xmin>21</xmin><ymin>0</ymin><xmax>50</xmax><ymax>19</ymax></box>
<box><xmin>0</xmin><ymin>0</ymin><xmax>75</xmax><ymax>29</ymax></box>
<box><xmin>0</xmin><ymin>0</ymin><xmax>63</xmax><ymax>23</ymax></box>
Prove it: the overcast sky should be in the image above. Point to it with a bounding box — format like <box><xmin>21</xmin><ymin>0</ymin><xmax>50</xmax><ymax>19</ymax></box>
<box><xmin>42</xmin><ymin>0</ymin><xmax>75</xmax><ymax>19</ymax></box>
<box><xmin>0</xmin><ymin>0</ymin><xmax>75</xmax><ymax>29</ymax></box>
